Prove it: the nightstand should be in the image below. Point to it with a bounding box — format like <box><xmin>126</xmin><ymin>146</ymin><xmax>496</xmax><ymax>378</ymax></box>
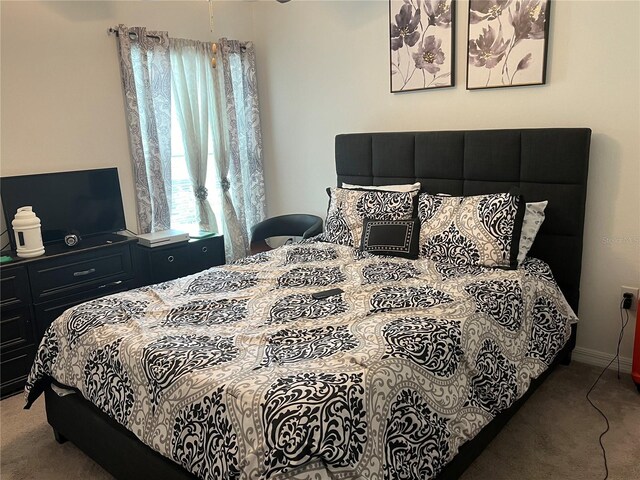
<box><xmin>135</xmin><ymin>235</ymin><xmax>225</xmax><ymax>285</ymax></box>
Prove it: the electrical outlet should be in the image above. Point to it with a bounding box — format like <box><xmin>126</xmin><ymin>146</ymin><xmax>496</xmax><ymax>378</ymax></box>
<box><xmin>621</xmin><ymin>286</ymin><xmax>639</xmax><ymax>310</ymax></box>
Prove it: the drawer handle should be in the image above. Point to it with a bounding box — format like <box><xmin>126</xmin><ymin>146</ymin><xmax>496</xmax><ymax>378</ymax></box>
<box><xmin>201</xmin><ymin>246</ymin><xmax>208</xmax><ymax>253</ymax></box>
<box><xmin>167</xmin><ymin>255</ymin><xmax>174</xmax><ymax>263</ymax></box>
<box><xmin>98</xmin><ymin>280</ymin><xmax>123</xmax><ymax>289</ymax></box>
<box><xmin>73</xmin><ymin>268</ymin><xmax>96</xmax><ymax>277</ymax></box>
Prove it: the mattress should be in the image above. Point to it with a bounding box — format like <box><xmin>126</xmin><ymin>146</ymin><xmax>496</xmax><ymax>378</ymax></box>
<box><xmin>25</xmin><ymin>240</ymin><xmax>576</xmax><ymax>479</ymax></box>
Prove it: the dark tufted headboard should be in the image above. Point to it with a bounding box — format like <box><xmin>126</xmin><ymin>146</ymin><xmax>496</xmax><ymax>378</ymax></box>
<box><xmin>335</xmin><ymin>128</ymin><xmax>591</xmax><ymax>314</ymax></box>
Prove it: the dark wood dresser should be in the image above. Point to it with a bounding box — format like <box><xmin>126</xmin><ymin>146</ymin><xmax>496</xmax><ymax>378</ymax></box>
<box><xmin>0</xmin><ymin>234</ymin><xmax>137</xmax><ymax>398</ymax></box>
<box><xmin>0</xmin><ymin>233</ymin><xmax>226</xmax><ymax>398</ymax></box>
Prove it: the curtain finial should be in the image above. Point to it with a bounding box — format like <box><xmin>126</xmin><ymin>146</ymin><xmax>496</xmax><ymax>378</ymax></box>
<box><xmin>211</xmin><ymin>42</ymin><xmax>218</xmax><ymax>68</ymax></box>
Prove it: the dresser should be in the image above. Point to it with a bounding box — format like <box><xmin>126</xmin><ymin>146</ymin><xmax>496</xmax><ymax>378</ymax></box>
<box><xmin>0</xmin><ymin>234</ymin><xmax>138</xmax><ymax>398</ymax></box>
<box><xmin>0</xmin><ymin>264</ymin><xmax>35</xmax><ymax>398</ymax></box>
<box><xmin>0</xmin><ymin>233</ymin><xmax>227</xmax><ymax>398</ymax></box>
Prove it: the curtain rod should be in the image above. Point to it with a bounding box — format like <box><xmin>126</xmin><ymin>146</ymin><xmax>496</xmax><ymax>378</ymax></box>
<box><xmin>107</xmin><ymin>27</ymin><xmax>161</xmax><ymax>41</ymax></box>
<box><xmin>107</xmin><ymin>27</ymin><xmax>246</xmax><ymax>50</ymax></box>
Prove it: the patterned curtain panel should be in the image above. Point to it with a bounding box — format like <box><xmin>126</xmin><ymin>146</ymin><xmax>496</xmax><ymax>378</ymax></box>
<box><xmin>208</xmin><ymin>47</ymin><xmax>245</xmax><ymax>261</ymax></box>
<box><xmin>169</xmin><ymin>38</ymin><xmax>218</xmax><ymax>233</ymax></box>
<box><xmin>216</xmin><ymin>38</ymin><xmax>267</xmax><ymax>260</ymax></box>
<box><xmin>116</xmin><ymin>25</ymin><xmax>171</xmax><ymax>233</ymax></box>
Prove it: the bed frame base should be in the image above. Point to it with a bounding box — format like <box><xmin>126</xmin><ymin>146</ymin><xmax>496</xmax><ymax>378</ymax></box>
<box><xmin>436</xmin><ymin>333</ymin><xmax>574</xmax><ymax>479</ymax></box>
<box><xmin>44</xmin><ymin>387</ymin><xmax>196</xmax><ymax>480</ymax></box>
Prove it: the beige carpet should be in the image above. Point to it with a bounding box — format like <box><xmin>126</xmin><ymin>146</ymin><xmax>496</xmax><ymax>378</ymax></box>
<box><xmin>1</xmin><ymin>362</ymin><xmax>638</xmax><ymax>479</ymax></box>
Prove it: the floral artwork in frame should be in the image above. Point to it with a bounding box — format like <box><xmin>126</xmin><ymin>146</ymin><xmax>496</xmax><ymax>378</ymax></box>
<box><xmin>467</xmin><ymin>0</ymin><xmax>551</xmax><ymax>89</ymax></box>
<box><xmin>389</xmin><ymin>0</ymin><xmax>456</xmax><ymax>93</ymax></box>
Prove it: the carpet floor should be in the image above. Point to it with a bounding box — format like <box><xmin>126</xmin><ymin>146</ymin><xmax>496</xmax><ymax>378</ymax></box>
<box><xmin>1</xmin><ymin>361</ymin><xmax>638</xmax><ymax>479</ymax></box>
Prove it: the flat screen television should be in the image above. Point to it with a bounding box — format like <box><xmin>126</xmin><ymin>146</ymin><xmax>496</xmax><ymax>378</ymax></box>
<box><xmin>1</xmin><ymin>168</ymin><xmax>127</xmax><ymax>250</ymax></box>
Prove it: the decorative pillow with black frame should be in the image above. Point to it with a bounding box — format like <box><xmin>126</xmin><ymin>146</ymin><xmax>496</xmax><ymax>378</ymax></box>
<box><xmin>360</xmin><ymin>217</ymin><xmax>420</xmax><ymax>259</ymax></box>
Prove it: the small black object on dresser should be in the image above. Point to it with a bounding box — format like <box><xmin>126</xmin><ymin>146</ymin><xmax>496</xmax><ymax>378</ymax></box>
<box><xmin>135</xmin><ymin>235</ymin><xmax>225</xmax><ymax>285</ymax></box>
<box><xmin>0</xmin><ymin>233</ymin><xmax>138</xmax><ymax>398</ymax></box>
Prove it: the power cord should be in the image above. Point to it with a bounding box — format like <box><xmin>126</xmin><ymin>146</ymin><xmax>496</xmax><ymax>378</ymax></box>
<box><xmin>585</xmin><ymin>299</ymin><xmax>630</xmax><ymax>480</ymax></box>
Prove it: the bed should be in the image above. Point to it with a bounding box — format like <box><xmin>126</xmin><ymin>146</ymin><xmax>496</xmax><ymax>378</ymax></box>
<box><xmin>24</xmin><ymin>128</ymin><xmax>591</xmax><ymax>480</ymax></box>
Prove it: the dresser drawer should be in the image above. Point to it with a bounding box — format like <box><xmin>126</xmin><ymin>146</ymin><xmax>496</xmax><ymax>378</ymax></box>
<box><xmin>0</xmin><ymin>305</ymin><xmax>34</xmax><ymax>351</ymax></box>
<box><xmin>33</xmin><ymin>278</ymin><xmax>136</xmax><ymax>339</ymax></box>
<box><xmin>0</xmin><ymin>265</ymin><xmax>31</xmax><ymax>309</ymax></box>
<box><xmin>149</xmin><ymin>244</ymin><xmax>191</xmax><ymax>283</ymax></box>
<box><xmin>28</xmin><ymin>244</ymin><xmax>134</xmax><ymax>302</ymax></box>
<box><xmin>189</xmin><ymin>236</ymin><xmax>225</xmax><ymax>272</ymax></box>
<box><xmin>1</xmin><ymin>344</ymin><xmax>36</xmax><ymax>398</ymax></box>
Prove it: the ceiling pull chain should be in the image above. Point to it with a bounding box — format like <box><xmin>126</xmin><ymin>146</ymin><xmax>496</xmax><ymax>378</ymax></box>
<box><xmin>208</xmin><ymin>0</ymin><xmax>215</xmax><ymax>33</ymax></box>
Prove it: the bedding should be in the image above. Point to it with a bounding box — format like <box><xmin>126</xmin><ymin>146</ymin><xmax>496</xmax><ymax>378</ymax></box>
<box><xmin>418</xmin><ymin>192</ymin><xmax>524</xmax><ymax>269</ymax></box>
<box><xmin>341</xmin><ymin>182</ymin><xmax>421</xmax><ymax>192</ymax></box>
<box><xmin>25</xmin><ymin>239</ymin><xmax>575</xmax><ymax>480</ymax></box>
<box><xmin>518</xmin><ymin>201</ymin><xmax>548</xmax><ymax>265</ymax></box>
<box><xmin>360</xmin><ymin>218</ymin><xmax>420</xmax><ymax>259</ymax></box>
<box><xmin>323</xmin><ymin>187</ymin><xmax>418</xmax><ymax>247</ymax></box>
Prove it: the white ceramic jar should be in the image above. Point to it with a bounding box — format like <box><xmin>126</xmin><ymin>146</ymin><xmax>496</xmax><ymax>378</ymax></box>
<box><xmin>12</xmin><ymin>206</ymin><xmax>45</xmax><ymax>258</ymax></box>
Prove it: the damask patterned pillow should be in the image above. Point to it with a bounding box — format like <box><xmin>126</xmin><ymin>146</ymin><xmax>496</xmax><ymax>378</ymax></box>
<box><xmin>418</xmin><ymin>192</ymin><xmax>525</xmax><ymax>269</ymax></box>
<box><xmin>323</xmin><ymin>187</ymin><xmax>418</xmax><ymax>247</ymax></box>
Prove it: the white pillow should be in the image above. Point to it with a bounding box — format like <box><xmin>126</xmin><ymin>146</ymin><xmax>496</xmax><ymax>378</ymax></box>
<box><xmin>341</xmin><ymin>182</ymin><xmax>421</xmax><ymax>193</ymax></box>
<box><xmin>518</xmin><ymin>201</ymin><xmax>548</xmax><ymax>265</ymax></box>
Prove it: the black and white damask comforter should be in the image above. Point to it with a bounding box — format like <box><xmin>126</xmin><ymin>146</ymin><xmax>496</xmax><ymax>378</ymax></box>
<box><xmin>25</xmin><ymin>241</ymin><xmax>576</xmax><ymax>480</ymax></box>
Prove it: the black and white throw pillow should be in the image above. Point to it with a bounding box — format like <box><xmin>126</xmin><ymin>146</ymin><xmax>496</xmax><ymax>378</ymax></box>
<box><xmin>360</xmin><ymin>218</ymin><xmax>420</xmax><ymax>259</ymax></box>
<box><xmin>323</xmin><ymin>187</ymin><xmax>417</xmax><ymax>247</ymax></box>
<box><xmin>418</xmin><ymin>192</ymin><xmax>524</xmax><ymax>269</ymax></box>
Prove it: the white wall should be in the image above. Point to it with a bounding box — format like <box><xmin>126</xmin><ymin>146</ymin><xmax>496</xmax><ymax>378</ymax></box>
<box><xmin>251</xmin><ymin>0</ymin><xmax>640</xmax><ymax>361</ymax></box>
<box><xmin>0</xmin><ymin>0</ymin><xmax>252</xmax><ymax>235</ymax></box>
<box><xmin>1</xmin><ymin>1</ymin><xmax>638</xmax><ymax>362</ymax></box>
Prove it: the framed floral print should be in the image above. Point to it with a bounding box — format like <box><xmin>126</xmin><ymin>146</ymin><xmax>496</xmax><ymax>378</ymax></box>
<box><xmin>389</xmin><ymin>0</ymin><xmax>455</xmax><ymax>93</ymax></box>
<box><xmin>467</xmin><ymin>0</ymin><xmax>551</xmax><ymax>89</ymax></box>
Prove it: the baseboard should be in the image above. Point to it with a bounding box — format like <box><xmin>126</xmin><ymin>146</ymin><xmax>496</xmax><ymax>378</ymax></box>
<box><xmin>572</xmin><ymin>346</ymin><xmax>632</xmax><ymax>373</ymax></box>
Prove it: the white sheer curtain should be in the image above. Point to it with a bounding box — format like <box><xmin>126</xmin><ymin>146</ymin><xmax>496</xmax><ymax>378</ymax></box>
<box><xmin>169</xmin><ymin>38</ymin><xmax>218</xmax><ymax>232</ymax></box>
<box><xmin>171</xmin><ymin>37</ymin><xmax>266</xmax><ymax>261</ymax></box>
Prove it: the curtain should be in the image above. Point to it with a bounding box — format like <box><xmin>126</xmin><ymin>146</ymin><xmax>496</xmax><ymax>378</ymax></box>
<box><xmin>215</xmin><ymin>38</ymin><xmax>266</xmax><ymax>260</ymax></box>
<box><xmin>169</xmin><ymin>38</ymin><xmax>218</xmax><ymax>233</ymax></box>
<box><xmin>208</xmin><ymin>46</ymin><xmax>245</xmax><ymax>261</ymax></box>
<box><xmin>116</xmin><ymin>25</ymin><xmax>171</xmax><ymax>233</ymax></box>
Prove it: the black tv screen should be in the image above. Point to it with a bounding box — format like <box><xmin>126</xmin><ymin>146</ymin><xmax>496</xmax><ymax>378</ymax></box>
<box><xmin>1</xmin><ymin>168</ymin><xmax>126</xmax><ymax>249</ymax></box>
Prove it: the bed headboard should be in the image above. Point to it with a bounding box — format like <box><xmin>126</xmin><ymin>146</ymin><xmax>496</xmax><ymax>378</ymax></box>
<box><xmin>335</xmin><ymin>128</ymin><xmax>591</xmax><ymax>313</ymax></box>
